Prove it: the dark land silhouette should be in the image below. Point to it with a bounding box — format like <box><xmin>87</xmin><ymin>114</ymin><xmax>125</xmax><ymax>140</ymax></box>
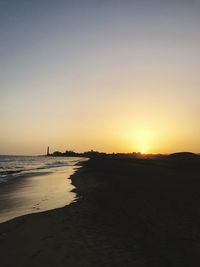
<box><xmin>48</xmin><ymin>148</ymin><xmax>200</xmax><ymax>160</ymax></box>
<box><xmin>1</xmin><ymin>154</ymin><xmax>200</xmax><ymax>266</ymax></box>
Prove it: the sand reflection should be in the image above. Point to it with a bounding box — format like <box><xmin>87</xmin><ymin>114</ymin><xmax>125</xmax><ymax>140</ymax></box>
<box><xmin>0</xmin><ymin>166</ymin><xmax>78</xmax><ymax>223</ymax></box>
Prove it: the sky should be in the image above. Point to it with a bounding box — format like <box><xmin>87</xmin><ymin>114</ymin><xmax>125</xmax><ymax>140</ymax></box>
<box><xmin>1</xmin><ymin>0</ymin><xmax>200</xmax><ymax>155</ymax></box>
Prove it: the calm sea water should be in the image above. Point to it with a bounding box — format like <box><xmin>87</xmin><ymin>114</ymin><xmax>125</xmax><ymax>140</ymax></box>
<box><xmin>0</xmin><ymin>155</ymin><xmax>84</xmax><ymax>183</ymax></box>
<box><xmin>0</xmin><ymin>156</ymin><xmax>86</xmax><ymax>223</ymax></box>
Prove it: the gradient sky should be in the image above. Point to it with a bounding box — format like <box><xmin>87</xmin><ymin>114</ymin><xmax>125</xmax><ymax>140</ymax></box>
<box><xmin>1</xmin><ymin>0</ymin><xmax>200</xmax><ymax>155</ymax></box>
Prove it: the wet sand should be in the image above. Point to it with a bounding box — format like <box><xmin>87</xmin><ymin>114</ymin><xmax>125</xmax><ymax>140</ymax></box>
<box><xmin>0</xmin><ymin>166</ymin><xmax>77</xmax><ymax>223</ymax></box>
<box><xmin>1</xmin><ymin>157</ymin><xmax>200</xmax><ymax>266</ymax></box>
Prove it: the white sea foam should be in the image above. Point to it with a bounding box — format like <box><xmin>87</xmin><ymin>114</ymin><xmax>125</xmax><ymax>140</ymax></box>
<box><xmin>0</xmin><ymin>156</ymin><xmax>85</xmax><ymax>183</ymax></box>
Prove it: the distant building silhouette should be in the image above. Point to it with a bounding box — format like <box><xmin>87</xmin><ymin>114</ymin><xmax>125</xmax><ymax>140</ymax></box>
<box><xmin>47</xmin><ymin>146</ymin><xmax>50</xmax><ymax>156</ymax></box>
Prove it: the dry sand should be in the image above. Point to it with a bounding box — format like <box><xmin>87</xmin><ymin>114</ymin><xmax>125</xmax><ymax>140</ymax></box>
<box><xmin>1</xmin><ymin>157</ymin><xmax>200</xmax><ymax>266</ymax></box>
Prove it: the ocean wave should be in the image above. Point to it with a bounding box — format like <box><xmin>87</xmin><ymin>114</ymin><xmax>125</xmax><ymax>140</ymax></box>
<box><xmin>36</xmin><ymin>161</ymin><xmax>69</xmax><ymax>170</ymax></box>
<box><xmin>0</xmin><ymin>171</ymin><xmax>52</xmax><ymax>184</ymax></box>
<box><xmin>45</xmin><ymin>161</ymin><xmax>68</xmax><ymax>167</ymax></box>
<box><xmin>0</xmin><ymin>156</ymin><xmax>85</xmax><ymax>184</ymax></box>
<box><xmin>0</xmin><ymin>169</ymin><xmax>24</xmax><ymax>176</ymax></box>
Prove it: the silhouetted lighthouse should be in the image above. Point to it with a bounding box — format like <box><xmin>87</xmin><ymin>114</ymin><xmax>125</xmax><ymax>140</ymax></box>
<box><xmin>47</xmin><ymin>146</ymin><xmax>50</xmax><ymax>156</ymax></box>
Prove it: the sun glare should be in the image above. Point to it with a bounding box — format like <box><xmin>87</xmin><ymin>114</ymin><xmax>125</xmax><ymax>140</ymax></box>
<box><xmin>140</xmin><ymin>148</ymin><xmax>147</xmax><ymax>154</ymax></box>
<box><xmin>125</xmin><ymin>128</ymin><xmax>156</xmax><ymax>154</ymax></box>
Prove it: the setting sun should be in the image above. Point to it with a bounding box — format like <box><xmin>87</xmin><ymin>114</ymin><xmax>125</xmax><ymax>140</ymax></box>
<box><xmin>1</xmin><ymin>1</ymin><xmax>200</xmax><ymax>266</ymax></box>
<box><xmin>140</xmin><ymin>148</ymin><xmax>147</xmax><ymax>154</ymax></box>
<box><xmin>1</xmin><ymin>0</ymin><xmax>200</xmax><ymax>156</ymax></box>
<box><xmin>122</xmin><ymin>127</ymin><xmax>157</xmax><ymax>154</ymax></box>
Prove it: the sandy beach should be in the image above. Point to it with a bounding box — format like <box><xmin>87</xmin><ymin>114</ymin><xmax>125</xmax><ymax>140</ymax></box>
<box><xmin>1</xmin><ymin>157</ymin><xmax>200</xmax><ymax>266</ymax></box>
<box><xmin>0</xmin><ymin>167</ymin><xmax>77</xmax><ymax>223</ymax></box>
<box><xmin>1</xmin><ymin>1</ymin><xmax>200</xmax><ymax>266</ymax></box>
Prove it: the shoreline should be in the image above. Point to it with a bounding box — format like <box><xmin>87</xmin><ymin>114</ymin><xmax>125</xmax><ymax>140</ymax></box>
<box><xmin>1</xmin><ymin>157</ymin><xmax>200</xmax><ymax>266</ymax></box>
<box><xmin>0</xmin><ymin>163</ymin><xmax>81</xmax><ymax>223</ymax></box>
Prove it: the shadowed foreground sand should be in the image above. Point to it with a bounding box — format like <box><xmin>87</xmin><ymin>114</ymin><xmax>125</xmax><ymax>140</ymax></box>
<box><xmin>1</xmin><ymin>157</ymin><xmax>200</xmax><ymax>267</ymax></box>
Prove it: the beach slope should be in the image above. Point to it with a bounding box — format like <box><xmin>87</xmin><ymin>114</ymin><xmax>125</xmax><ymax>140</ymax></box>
<box><xmin>1</xmin><ymin>157</ymin><xmax>200</xmax><ymax>266</ymax></box>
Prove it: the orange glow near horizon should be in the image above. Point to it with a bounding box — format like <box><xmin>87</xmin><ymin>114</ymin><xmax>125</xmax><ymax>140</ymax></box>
<box><xmin>1</xmin><ymin>1</ymin><xmax>200</xmax><ymax>155</ymax></box>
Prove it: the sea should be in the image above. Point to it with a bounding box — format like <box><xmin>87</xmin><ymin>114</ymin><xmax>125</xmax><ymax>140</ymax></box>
<box><xmin>0</xmin><ymin>155</ymin><xmax>86</xmax><ymax>223</ymax></box>
<box><xmin>0</xmin><ymin>155</ymin><xmax>84</xmax><ymax>184</ymax></box>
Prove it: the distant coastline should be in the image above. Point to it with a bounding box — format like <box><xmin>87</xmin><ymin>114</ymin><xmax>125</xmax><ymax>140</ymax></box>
<box><xmin>47</xmin><ymin>149</ymin><xmax>200</xmax><ymax>160</ymax></box>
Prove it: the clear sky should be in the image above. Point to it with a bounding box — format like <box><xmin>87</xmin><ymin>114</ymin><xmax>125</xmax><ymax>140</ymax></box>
<box><xmin>1</xmin><ymin>0</ymin><xmax>200</xmax><ymax>155</ymax></box>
